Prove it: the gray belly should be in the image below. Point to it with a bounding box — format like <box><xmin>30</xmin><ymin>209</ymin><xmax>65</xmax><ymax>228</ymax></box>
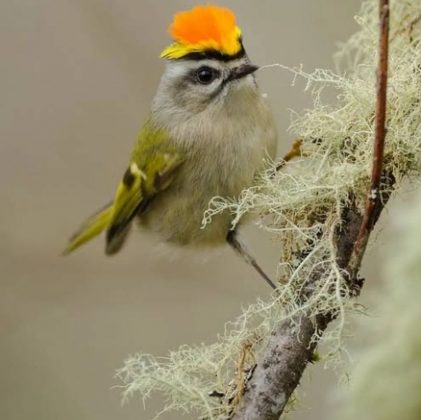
<box><xmin>138</xmin><ymin>136</ymin><xmax>276</xmax><ymax>246</ymax></box>
<box><xmin>138</xmin><ymin>157</ymin><xmax>247</xmax><ymax>246</ymax></box>
<box><xmin>141</xmin><ymin>91</ymin><xmax>277</xmax><ymax>246</ymax></box>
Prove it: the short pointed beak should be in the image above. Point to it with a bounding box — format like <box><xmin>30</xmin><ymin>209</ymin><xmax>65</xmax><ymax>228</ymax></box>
<box><xmin>229</xmin><ymin>64</ymin><xmax>259</xmax><ymax>81</ymax></box>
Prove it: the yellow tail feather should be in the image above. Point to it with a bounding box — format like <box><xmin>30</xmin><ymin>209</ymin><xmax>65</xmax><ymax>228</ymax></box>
<box><xmin>64</xmin><ymin>155</ymin><xmax>183</xmax><ymax>256</ymax></box>
<box><xmin>63</xmin><ymin>204</ymin><xmax>113</xmax><ymax>255</ymax></box>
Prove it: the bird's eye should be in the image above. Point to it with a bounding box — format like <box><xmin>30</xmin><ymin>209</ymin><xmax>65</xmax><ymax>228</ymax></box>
<box><xmin>196</xmin><ymin>67</ymin><xmax>219</xmax><ymax>84</ymax></box>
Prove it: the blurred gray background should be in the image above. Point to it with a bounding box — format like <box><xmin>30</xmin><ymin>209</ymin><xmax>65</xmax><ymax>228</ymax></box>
<box><xmin>0</xmin><ymin>1</ymin><xmax>370</xmax><ymax>419</ymax></box>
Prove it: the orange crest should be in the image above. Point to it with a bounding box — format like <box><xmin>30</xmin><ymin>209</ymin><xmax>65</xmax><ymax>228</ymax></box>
<box><xmin>161</xmin><ymin>5</ymin><xmax>243</xmax><ymax>60</ymax></box>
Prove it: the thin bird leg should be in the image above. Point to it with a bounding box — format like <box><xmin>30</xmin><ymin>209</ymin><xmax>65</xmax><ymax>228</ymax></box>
<box><xmin>227</xmin><ymin>231</ymin><xmax>277</xmax><ymax>290</ymax></box>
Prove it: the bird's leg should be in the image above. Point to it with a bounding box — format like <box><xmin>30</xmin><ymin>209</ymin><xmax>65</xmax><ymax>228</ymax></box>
<box><xmin>227</xmin><ymin>231</ymin><xmax>277</xmax><ymax>290</ymax></box>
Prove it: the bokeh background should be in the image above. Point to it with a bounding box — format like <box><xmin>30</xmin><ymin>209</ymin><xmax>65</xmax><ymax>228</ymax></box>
<box><xmin>0</xmin><ymin>1</ymin><xmax>386</xmax><ymax>419</ymax></box>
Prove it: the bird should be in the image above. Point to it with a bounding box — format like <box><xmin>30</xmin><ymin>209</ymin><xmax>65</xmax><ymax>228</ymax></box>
<box><xmin>64</xmin><ymin>5</ymin><xmax>278</xmax><ymax>288</ymax></box>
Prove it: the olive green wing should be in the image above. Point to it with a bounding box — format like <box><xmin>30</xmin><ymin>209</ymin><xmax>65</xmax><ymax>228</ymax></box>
<box><xmin>105</xmin><ymin>153</ymin><xmax>183</xmax><ymax>254</ymax></box>
<box><xmin>104</xmin><ymin>162</ymin><xmax>146</xmax><ymax>254</ymax></box>
<box><xmin>64</xmin><ymin>122</ymin><xmax>184</xmax><ymax>255</ymax></box>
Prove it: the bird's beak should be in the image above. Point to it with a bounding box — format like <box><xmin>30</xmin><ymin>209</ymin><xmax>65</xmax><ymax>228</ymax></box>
<box><xmin>228</xmin><ymin>64</ymin><xmax>259</xmax><ymax>81</ymax></box>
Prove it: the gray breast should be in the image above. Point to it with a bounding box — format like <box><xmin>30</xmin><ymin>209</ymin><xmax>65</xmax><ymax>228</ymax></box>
<box><xmin>140</xmin><ymin>89</ymin><xmax>277</xmax><ymax>246</ymax></box>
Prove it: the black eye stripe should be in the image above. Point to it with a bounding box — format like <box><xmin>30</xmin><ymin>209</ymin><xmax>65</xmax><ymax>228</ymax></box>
<box><xmin>172</xmin><ymin>38</ymin><xmax>246</xmax><ymax>62</ymax></box>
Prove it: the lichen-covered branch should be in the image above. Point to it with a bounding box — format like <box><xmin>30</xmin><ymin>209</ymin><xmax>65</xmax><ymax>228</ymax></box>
<box><xmin>232</xmin><ymin>2</ymin><xmax>390</xmax><ymax>418</ymax></box>
<box><xmin>232</xmin><ymin>185</ymin><xmax>393</xmax><ymax>419</ymax></box>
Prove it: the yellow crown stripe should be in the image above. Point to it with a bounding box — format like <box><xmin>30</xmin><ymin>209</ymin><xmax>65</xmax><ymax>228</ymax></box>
<box><xmin>161</xmin><ymin>26</ymin><xmax>242</xmax><ymax>59</ymax></box>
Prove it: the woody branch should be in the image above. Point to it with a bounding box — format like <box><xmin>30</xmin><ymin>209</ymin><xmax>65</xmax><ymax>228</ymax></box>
<box><xmin>232</xmin><ymin>1</ymin><xmax>390</xmax><ymax>419</ymax></box>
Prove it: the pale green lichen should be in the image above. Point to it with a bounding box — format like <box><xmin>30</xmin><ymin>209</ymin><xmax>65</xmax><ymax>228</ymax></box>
<box><xmin>117</xmin><ymin>1</ymin><xmax>421</xmax><ymax>418</ymax></box>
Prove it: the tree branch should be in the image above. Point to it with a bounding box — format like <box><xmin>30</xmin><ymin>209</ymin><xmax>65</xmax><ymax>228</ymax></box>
<box><xmin>232</xmin><ymin>1</ymin><xmax>390</xmax><ymax>418</ymax></box>
<box><xmin>349</xmin><ymin>0</ymin><xmax>390</xmax><ymax>277</ymax></box>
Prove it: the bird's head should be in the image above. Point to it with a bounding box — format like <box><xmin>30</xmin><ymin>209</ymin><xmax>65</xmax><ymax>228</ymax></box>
<box><xmin>153</xmin><ymin>5</ymin><xmax>260</xmax><ymax>118</ymax></box>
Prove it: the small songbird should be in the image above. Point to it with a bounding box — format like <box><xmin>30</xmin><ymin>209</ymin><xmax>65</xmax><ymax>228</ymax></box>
<box><xmin>64</xmin><ymin>5</ymin><xmax>278</xmax><ymax>288</ymax></box>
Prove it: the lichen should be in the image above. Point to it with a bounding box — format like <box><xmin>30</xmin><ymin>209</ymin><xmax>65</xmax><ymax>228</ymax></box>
<box><xmin>117</xmin><ymin>1</ymin><xmax>421</xmax><ymax>418</ymax></box>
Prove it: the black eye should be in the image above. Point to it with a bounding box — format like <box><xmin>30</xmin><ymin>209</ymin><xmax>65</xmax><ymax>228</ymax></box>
<box><xmin>196</xmin><ymin>66</ymin><xmax>218</xmax><ymax>84</ymax></box>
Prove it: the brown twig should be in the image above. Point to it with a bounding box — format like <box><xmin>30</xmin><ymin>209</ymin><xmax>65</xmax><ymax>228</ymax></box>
<box><xmin>231</xmin><ymin>341</ymin><xmax>255</xmax><ymax>409</ymax></box>
<box><xmin>232</xmin><ymin>1</ymin><xmax>390</xmax><ymax>419</ymax></box>
<box><xmin>349</xmin><ymin>0</ymin><xmax>390</xmax><ymax>277</ymax></box>
<box><xmin>276</xmin><ymin>139</ymin><xmax>303</xmax><ymax>172</ymax></box>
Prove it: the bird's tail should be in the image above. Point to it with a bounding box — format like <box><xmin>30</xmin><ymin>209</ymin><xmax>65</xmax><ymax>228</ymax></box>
<box><xmin>63</xmin><ymin>203</ymin><xmax>114</xmax><ymax>255</ymax></box>
<box><xmin>63</xmin><ymin>161</ymin><xmax>157</xmax><ymax>256</ymax></box>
